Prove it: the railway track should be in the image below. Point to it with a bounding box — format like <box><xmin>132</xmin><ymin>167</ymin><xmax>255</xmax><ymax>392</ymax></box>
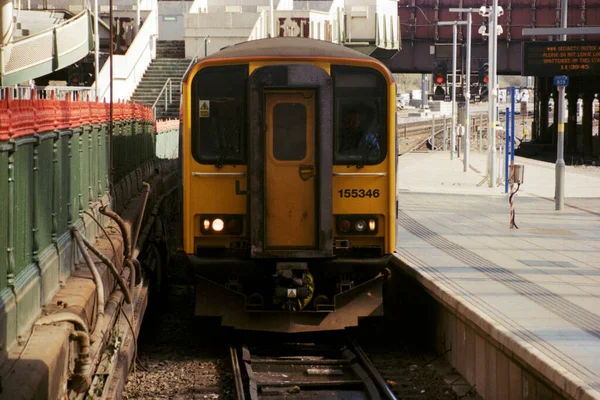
<box><xmin>397</xmin><ymin>112</ymin><xmax>489</xmax><ymax>154</ymax></box>
<box><xmin>230</xmin><ymin>333</ymin><xmax>396</xmax><ymax>400</ymax></box>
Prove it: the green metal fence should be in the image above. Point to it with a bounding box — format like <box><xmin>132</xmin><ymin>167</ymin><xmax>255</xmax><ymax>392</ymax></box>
<box><xmin>0</xmin><ymin>151</ymin><xmax>8</xmax><ymax>290</ymax></box>
<box><xmin>0</xmin><ymin>119</ymin><xmax>157</xmax><ymax>293</ymax></box>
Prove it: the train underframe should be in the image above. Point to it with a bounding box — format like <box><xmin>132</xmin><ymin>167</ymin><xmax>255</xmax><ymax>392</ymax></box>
<box><xmin>188</xmin><ymin>255</ymin><xmax>391</xmax><ymax>333</ymax></box>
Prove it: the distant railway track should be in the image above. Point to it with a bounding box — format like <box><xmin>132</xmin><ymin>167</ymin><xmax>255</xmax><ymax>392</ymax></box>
<box><xmin>397</xmin><ymin>112</ymin><xmax>489</xmax><ymax>154</ymax></box>
<box><xmin>230</xmin><ymin>333</ymin><xmax>397</xmax><ymax>400</ymax></box>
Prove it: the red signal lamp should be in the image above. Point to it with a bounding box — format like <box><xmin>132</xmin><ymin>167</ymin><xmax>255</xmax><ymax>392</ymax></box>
<box><xmin>435</xmin><ymin>75</ymin><xmax>444</xmax><ymax>84</ymax></box>
<box><xmin>483</xmin><ymin>76</ymin><xmax>489</xmax><ymax>84</ymax></box>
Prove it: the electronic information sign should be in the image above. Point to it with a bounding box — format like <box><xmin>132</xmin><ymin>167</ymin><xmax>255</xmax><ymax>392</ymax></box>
<box><xmin>522</xmin><ymin>41</ymin><xmax>600</xmax><ymax>76</ymax></box>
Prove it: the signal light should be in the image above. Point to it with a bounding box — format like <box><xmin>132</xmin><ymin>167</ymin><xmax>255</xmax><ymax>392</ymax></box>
<box><xmin>433</xmin><ymin>62</ymin><xmax>447</xmax><ymax>86</ymax></box>
<box><xmin>479</xmin><ymin>63</ymin><xmax>489</xmax><ymax>85</ymax></box>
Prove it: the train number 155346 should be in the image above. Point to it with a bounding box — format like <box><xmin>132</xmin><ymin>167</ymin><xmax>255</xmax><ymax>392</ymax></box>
<box><xmin>337</xmin><ymin>189</ymin><xmax>380</xmax><ymax>198</ymax></box>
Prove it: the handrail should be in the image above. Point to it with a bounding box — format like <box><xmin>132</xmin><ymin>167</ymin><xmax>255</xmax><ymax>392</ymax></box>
<box><xmin>182</xmin><ymin>35</ymin><xmax>210</xmax><ymax>84</ymax></box>
<box><xmin>152</xmin><ymin>78</ymin><xmax>173</xmax><ymax>119</ymax></box>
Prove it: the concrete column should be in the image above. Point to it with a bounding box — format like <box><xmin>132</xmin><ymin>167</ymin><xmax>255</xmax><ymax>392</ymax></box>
<box><xmin>1</xmin><ymin>0</ymin><xmax>13</xmax><ymax>45</ymax></box>
<box><xmin>566</xmin><ymin>90</ymin><xmax>578</xmax><ymax>152</ymax></box>
<box><xmin>582</xmin><ymin>92</ymin><xmax>594</xmax><ymax>156</ymax></box>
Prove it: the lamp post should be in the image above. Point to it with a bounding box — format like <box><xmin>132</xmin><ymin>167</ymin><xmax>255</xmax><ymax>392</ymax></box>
<box><xmin>478</xmin><ymin>4</ymin><xmax>503</xmax><ymax>188</ymax></box>
<box><xmin>449</xmin><ymin>8</ymin><xmax>476</xmax><ymax>173</ymax></box>
<box><xmin>94</xmin><ymin>0</ymin><xmax>99</xmax><ymax>97</ymax></box>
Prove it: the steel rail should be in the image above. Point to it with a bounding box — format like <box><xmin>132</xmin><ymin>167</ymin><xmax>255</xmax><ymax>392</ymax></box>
<box><xmin>230</xmin><ymin>345</ymin><xmax>246</xmax><ymax>400</ymax></box>
<box><xmin>347</xmin><ymin>336</ymin><xmax>397</xmax><ymax>400</ymax></box>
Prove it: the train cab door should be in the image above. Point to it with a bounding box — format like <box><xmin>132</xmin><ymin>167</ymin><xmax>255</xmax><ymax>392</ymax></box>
<box><xmin>264</xmin><ymin>91</ymin><xmax>316</xmax><ymax>248</ymax></box>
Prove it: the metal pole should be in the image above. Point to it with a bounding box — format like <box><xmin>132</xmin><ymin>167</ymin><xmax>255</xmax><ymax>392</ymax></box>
<box><xmin>443</xmin><ymin>116</ymin><xmax>447</xmax><ymax>151</ymax></box>
<box><xmin>464</xmin><ymin>12</ymin><xmax>472</xmax><ymax>172</ymax></box>
<box><xmin>421</xmin><ymin>73</ymin><xmax>428</xmax><ymax>109</ymax></box>
<box><xmin>555</xmin><ymin>0</ymin><xmax>567</xmax><ymax>210</ymax></box>
<box><xmin>136</xmin><ymin>0</ymin><xmax>140</xmax><ymax>28</ymax></box>
<box><xmin>109</xmin><ymin>0</ymin><xmax>113</xmax><ymax>185</ymax></box>
<box><xmin>94</xmin><ymin>0</ymin><xmax>99</xmax><ymax>97</ymax></box>
<box><xmin>451</xmin><ymin>23</ymin><xmax>457</xmax><ymax>160</ymax></box>
<box><xmin>488</xmin><ymin>3</ymin><xmax>498</xmax><ymax>188</ymax></box>
<box><xmin>511</xmin><ymin>86</ymin><xmax>516</xmax><ymax>164</ymax></box>
<box><xmin>505</xmin><ymin>108</ymin><xmax>509</xmax><ymax>193</ymax></box>
<box><xmin>270</xmin><ymin>0</ymin><xmax>275</xmax><ymax>38</ymax></box>
<box><xmin>431</xmin><ymin>115</ymin><xmax>435</xmax><ymax>149</ymax></box>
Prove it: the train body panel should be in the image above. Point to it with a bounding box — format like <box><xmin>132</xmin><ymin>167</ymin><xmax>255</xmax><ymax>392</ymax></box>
<box><xmin>180</xmin><ymin>37</ymin><xmax>396</xmax><ymax>332</ymax></box>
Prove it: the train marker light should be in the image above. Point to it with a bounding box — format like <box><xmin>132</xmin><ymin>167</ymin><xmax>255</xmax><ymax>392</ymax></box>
<box><xmin>339</xmin><ymin>219</ymin><xmax>351</xmax><ymax>232</ymax></box>
<box><xmin>355</xmin><ymin>220</ymin><xmax>367</xmax><ymax>232</ymax></box>
<box><xmin>203</xmin><ymin>219</ymin><xmax>211</xmax><ymax>230</ymax></box>
<box><xmin>368</xmin><ymin>220</ymin><xmax>376</xmax><ymax>231</ymax></box>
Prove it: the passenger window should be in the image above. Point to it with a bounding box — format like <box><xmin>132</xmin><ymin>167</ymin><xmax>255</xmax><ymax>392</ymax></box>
<box><xmin>191</xmin><ymin>65</ymin><xmax>248</xmax><ymax>165</ymax></box>
<box><xmin>332</xmin><ymin>66</ymin><xmax>387</xmax><ymax>166</ymax></box>
<box><xmin>272</xmin><ymin>103</ymin><xmax>307</xmax><ymax>161</ymax></box>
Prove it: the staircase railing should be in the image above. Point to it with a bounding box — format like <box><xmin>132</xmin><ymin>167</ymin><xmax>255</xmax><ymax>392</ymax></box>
<box><xmin>182</xmin><ymin>35</ymin><xmax>210</xmax><ymax>85</ymax></box>
<box><xmin>152</xmin><ymin>78</ymin><xmax>173</xmax><ymax>119</ymax></box>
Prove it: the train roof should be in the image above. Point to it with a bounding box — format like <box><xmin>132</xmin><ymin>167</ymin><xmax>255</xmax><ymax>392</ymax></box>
<box><xmin>203</xmin><ymin>37</ymin><xmax>376</xmax><ymax>62</ymax></box>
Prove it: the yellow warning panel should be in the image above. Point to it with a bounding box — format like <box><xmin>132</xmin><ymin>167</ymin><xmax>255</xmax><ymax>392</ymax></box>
<box><xmin>287</xmin><ymin>289</ymin><xmax>297</xmax><ymax>298</ymax></box>
<box><xmin>199</xmin><ymin>100</ymin><xmax>210</xmax><ymax>118</ymax></box>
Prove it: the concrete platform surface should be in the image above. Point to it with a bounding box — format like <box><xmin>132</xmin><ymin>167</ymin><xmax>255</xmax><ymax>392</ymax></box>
<box><xmin>394</xmin><ymin>151</ymin><xmax>600</xmax><ymax>399</ymax></box>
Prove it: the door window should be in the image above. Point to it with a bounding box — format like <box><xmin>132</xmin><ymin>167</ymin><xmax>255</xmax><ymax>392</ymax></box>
<box><xmin>272</xmin><ymin>103</ymin><xmax>307</xmax><ymax>161</ymax></box>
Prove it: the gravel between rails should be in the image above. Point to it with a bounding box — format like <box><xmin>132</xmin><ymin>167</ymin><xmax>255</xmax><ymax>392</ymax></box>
<box><xmin>122</xmin><ymin>285</ymin><xmax>236</xmax><ymax>400</ymax></box>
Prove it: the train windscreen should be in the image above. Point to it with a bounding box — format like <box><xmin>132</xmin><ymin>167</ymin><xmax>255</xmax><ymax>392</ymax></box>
<box><xmin>191</xmin><ymin>65</ymin><xmax>248</xmax><ymax>166</ymax></box>
<box><xmin>332</xmin><ymin>66</ymin><xmax>387</xmax><ymax>166</ymax></box>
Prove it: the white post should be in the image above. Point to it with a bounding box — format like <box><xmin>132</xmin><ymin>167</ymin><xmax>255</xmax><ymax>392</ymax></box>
<box><xmin>488</xmin><ymin>3</ymin><xmax>498</xmax><ymax>188</ymax></box>
<box><xmin>270</xmin><ymin>0</ymin><xmax>275</xmax><ymax>38</ymax></box>
<box><xmin>451</xmin><ymin>23</ymin><xmax>457</xmax><ymax>160</ymax></box>
<box><xmin>464</xmin><ymin>12</ymin><xmax>472</xmax><ymax>172</ymax></box>
<box><xmin>555</xmin><ymin>0</ymin><xmax>567</xmax><ymax>210</ymax></box>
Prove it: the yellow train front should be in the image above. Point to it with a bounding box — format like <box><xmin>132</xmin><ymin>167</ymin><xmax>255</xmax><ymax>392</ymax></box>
<box><xmin>181</xmin><ymin>37</ymin><xmax>396</xmax><ymax>332</ymax></box>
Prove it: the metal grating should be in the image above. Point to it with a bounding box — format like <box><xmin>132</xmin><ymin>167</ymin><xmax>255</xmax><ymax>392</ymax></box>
<box><xmin>0</xmin><ymin>151</ymin><xmax>8</xmax><ymax>290</ymax></box>
<box><xmin>36</xmin><ymin>139</ymin><xmax>54</xmax><ymax>251</ymax></box>
<box><xmin>56</xmin><ymin>135</ymin><xmax>70</xmax><ymax>235</ymax></box>
<box><xmin>14</xmin><ymin>144</ymin><xmax>34</xmax><ymax>276</ymax></box>
<box><xmin>3</xmin><ymin>33</ymin><xmax>53</xmax><ymax>74</ymax></box>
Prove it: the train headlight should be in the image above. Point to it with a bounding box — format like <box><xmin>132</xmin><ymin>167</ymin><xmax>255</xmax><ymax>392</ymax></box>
<box><xmin>355</xmin><ymin>220</ymin><xmax>367</xmax><ymax>232</ymax></box>
<box><xmin>212</xmin><ymin>218</ymin><xmax>225</xmax><ymax>232</ymax></box>
<box><xmin>200</xmin><ymin>215</ymin><xmax>244</xmax><ymax>235</ymax></box>
<box><xmin>368</xmin><ymin>219</ymin><xmax>376</xmax><ymax>231</ymax></box>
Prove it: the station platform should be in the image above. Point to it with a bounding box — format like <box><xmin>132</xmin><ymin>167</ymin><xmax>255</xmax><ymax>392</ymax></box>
<box><xmin>393</xmin><ymin>151</ymin><xmax>600</xmax><ymax>400</ymax></box>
